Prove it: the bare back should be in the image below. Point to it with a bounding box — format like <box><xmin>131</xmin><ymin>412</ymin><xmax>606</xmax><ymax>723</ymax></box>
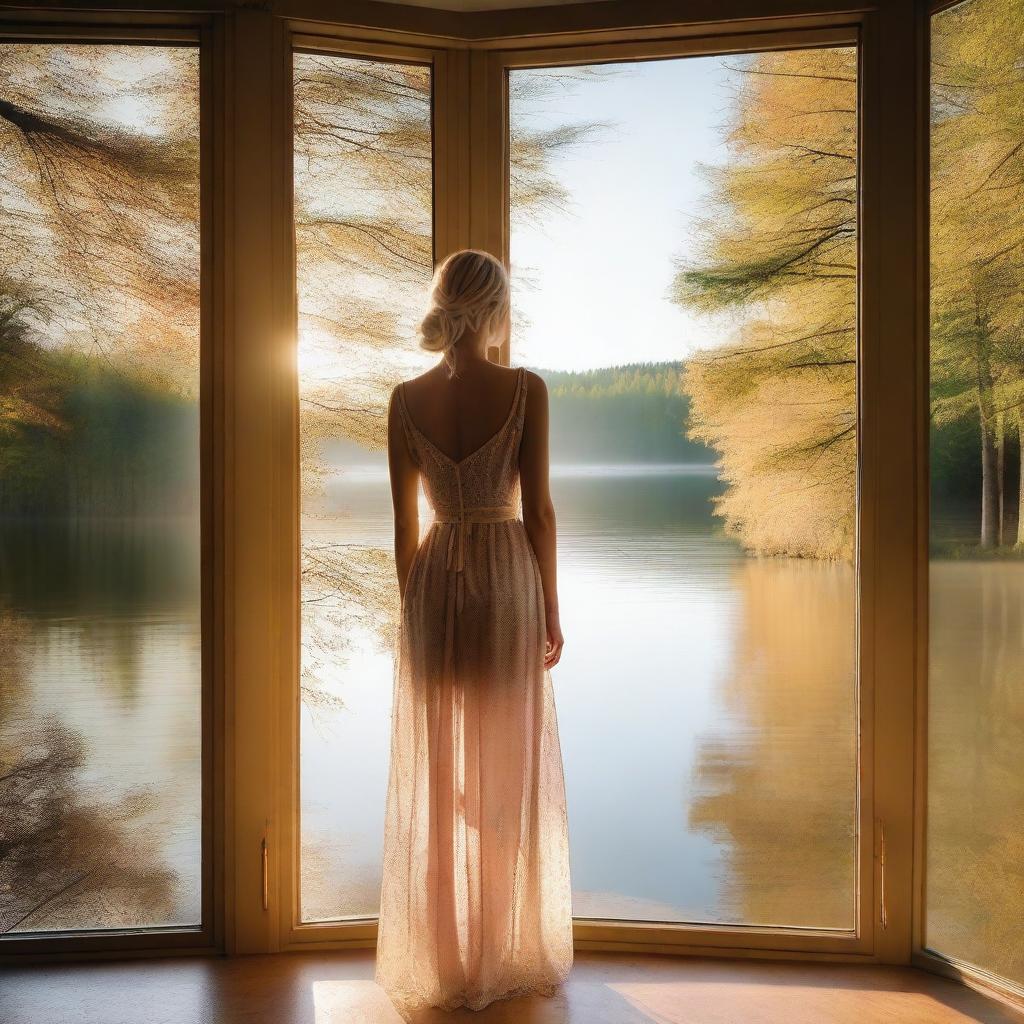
<box><xmin>400</xmin><ymin>362</ymin><xmax>524</xmax><ymax>465</ymax></box>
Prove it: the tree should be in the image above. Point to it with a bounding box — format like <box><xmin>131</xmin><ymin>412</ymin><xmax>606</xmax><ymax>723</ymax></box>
<box><xmin>931</xmin><ymin>0</ymin><xmax>1024</xmax><ymax>548</ymax></box>
<box><xmin>674</xmin><ymin>47</ymin><xmax>858</xmax><ymax>560</ymax></box>
<box><xmin>1</xmin><ymin>44</ymin><xmax>202</xmax><ymax>516</ymax></box>
<box><xmin>676</xmin><ymin>5</ymin><xmax>1024</xmax><ymax>556</ymax></box>
<box><xmin>0</xmin><ymin>44</ymin><xmax>200</xmax><ymax>394</ymax></box>
<box><xmin>293</xmin><ymin>56</ymin><xmax>602</xmax><ymax>459</ymax></box>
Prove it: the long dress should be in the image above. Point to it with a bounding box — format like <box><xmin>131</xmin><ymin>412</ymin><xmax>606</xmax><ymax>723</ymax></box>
<box><xmin>375</xmin><ymin>366</ymin><xmax>574</xmax><ymax>1015</ymax></box>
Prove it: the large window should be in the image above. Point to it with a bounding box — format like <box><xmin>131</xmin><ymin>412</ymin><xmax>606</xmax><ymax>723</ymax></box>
<box><xmin>10</xmin><ymin>8</ymin><xmax>1016</xmax><ymax>984</ymax></box>
<box><xmin>294</xmin><ymin>50</ymin><xmax>434</xmax><ymax>923</ymax></box>
<box><xmin>0</xmin><ymin>42</ymin><xmax>202</xmax><ymax>934</ymax></box>
<box><xmin>509</xmin><ymin>46</ymin><xmax>859</xmax><ymax>928</ymax></box>
<box><xmin>927</xmin><ymin>0</ymin><xmax>1024</xmax><ymax>988</ymax></box>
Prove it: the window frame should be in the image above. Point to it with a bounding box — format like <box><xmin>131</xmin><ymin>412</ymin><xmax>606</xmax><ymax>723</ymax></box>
<box><xmin>0</xmin><ymin>14</ymin><xmax>224</xmax><ymax>958</ymax></box>
<box><xmin>271</xmin><ymin>7</ymin><xmax>922</xmax><ymax>963</ymax></box>
<box><xmin>495</xmin><ymin>25</ymin><xmax>868</xmax><ymax>956</ymax></box>
<box><xmin>277</xmin><ymin>27</ymin><xmax>462</xmax><ymax>952</ymax></box>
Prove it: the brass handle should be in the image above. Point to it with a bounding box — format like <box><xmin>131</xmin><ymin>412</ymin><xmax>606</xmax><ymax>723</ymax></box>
<box><xmin>879</xmin><ymin>820</ymin><xmax>888</xmax><ymax>930</ymax></box>
<box><xmin>261</xmin><ymin>834</ymin><xmax>269</xmax><ymax>912</ymax></box>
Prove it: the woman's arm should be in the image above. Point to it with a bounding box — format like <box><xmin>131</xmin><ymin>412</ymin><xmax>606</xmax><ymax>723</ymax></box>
<box><xmin>519</xmin><ymin>371</ymin><xmax>564</xmax><ymax>669</ymax></box>
<box><xmin>387</xmin><ymin>386</ymin><xmax>420</xmax><ymax>603</ymax></box>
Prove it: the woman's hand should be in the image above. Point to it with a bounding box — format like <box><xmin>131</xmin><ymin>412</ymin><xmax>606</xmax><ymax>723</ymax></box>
<box><xmin>544</xmin><ymin>608</ymin><xmax>564</xmax><ymax>669</ymax></box>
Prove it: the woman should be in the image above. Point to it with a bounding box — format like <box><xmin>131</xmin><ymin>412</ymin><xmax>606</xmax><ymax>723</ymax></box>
<box><xmin>375</xmin><ymin>249</ymin><xmax>573</xmax><ymax>1016</ymax></box>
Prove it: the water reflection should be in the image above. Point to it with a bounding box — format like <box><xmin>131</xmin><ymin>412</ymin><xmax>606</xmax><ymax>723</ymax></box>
<box><xmin>10</xmin><ymin>472</ymin><xmax>1015</xmax><ymax>944</ymax></box>
<box><xmin>0</xmin><ymin>521</ymin><xmax>201</xmax><ymax>933</ymax></box>
<box><xmin>300</xmin><ymin>465</ymin><xmax>859</xmax><ymax>927</ymax></box>
<box><xmin>689</xmin><ymin>558</ymin><xmax>856</xmax><ymax>928</ymax></box>
<box><xmin>928</xmin><ymin>560</ymin><xmax>1024</xmax><ymax>985</ymax></box>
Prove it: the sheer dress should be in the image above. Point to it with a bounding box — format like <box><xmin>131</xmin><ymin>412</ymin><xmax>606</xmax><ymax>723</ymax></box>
<box><xmin>375</xmin><ymin>366</ymin><xmax>573</xmax><ymax>1015</ymax></box>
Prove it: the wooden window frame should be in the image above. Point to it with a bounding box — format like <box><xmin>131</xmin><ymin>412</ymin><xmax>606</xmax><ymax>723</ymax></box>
<box><xmin>491</xmin><ymin>24</ymin><xmax>868</xmax><ymax>958</ymax></box>
<box><xmin>270</xmin><ymin>2</ymin><xmax>923</xmax><ymax>968</ymax></box>
<box><xmin>277</xmin><ymin>29</ymin><xmax>461</xmax><ymax>953</ymax></box>
<box><xmin>0</xmin><ymin>12</ymin><xmax>226</xmax><ymax>958</ymax></box>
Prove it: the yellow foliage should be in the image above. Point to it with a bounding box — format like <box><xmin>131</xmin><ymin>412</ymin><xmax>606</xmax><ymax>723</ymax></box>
<box><xmin>676</xmin><ymin>47</ymin><xmax>858</xmax><ymax>559</ymax></box>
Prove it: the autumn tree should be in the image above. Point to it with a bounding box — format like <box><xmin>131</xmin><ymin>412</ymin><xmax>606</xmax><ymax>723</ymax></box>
<box><xmin>930</xmin><ymin>0</ymin><xmax>1024</xmax><ymax>548</ymax></box>
<box><xmin>293</xmin><ymin>56</ymin><xmax>601</xmax><ymax>461</ymax></box>
<box><xmin>674</xmin><ymin>47</ymin><xmax>858</xmax><ymax>560</ymax></box>
<box><xmin>678</xmin><ymin>3</ymin><xmax>1024</xmax><ymax>557</ymax></box>
<box><xmin>1</xmin><ymin>44</ymin><xmax>201</xmax><ymax>521</ymax></box>
<box><xmin>0</xmin><ymin>44</ymin><xmax>200</xmax><ymax>393</ymax></box>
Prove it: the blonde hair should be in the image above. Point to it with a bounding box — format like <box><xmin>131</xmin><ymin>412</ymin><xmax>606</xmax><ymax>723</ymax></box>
<box><xmin>418</xmin><ymin>249</ymin><xmax>510</xmax><ymax>378</ymax></box>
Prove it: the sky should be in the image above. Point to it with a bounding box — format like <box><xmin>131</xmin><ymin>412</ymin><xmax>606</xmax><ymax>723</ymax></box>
<box><xmin>509</xmin><ymin>56</ymin><xmax>739</xmax><ymax>372</ymax></box>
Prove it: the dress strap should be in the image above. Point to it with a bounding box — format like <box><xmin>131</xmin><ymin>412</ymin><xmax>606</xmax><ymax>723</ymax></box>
<box><xmin>514</xmin><ymin>366</ymin><xmax>528</xmax><ymax>421</ymax></box>
<box><xmin>393</xmin><ymin>382</ymin><xmax>419</xmax><ymax>464</ymax></box>
<box><xmin>510</xmin><ymin>367</ymin><xmax>529</xmax><ymax>452</ymax></box>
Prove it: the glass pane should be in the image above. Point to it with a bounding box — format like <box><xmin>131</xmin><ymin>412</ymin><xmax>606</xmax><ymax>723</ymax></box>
<box><xmin>0</xmin><ymin>44</ymin><xmax>201</xmax><ymax>934</ymax></box>
<box><xmin>928</xmin><ymin>0</ymin><xmax>1024</xmax><ymax>986</ymax></box>
<box><xmin>509</xmin><ymin>49</ymin><xmax>858</xmax><ymax>927</ymax></box>
<box><xmin>295</xmin><ymin>52</ymin><xmax>433</xmax><ymax>922</ymax></box>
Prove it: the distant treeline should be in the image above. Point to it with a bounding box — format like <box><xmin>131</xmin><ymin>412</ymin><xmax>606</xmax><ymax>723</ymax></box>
<box><xmin>0</xmin><ymin>338</ymin><xmax>198</xmax><ymax>519</ymax></box>
<box><xmin>533</xmin><ymin>362</ymin><xmax>715</xmax><ymax>464</ymax></box>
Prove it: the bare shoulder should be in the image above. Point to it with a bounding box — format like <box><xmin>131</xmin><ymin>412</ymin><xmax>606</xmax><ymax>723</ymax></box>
<box><xmin>523</xmin><ymin>368</ymin><xmax>547</xmax><ymax>390</ymax></box>
<box><xmin>400</xmin><ymin>365</ymin><xmax>443</xmax><ymax>399</ymax></box>
<box><xmin>523</xmin><ymin>369</ymin><xmax>548</xmax><ymax>411</ymax></box>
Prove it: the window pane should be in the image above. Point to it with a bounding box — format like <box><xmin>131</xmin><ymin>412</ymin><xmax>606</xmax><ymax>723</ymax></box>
<box><xmin>294</xmin><ymin>52</ymin><xmax>433</xmax><ymax>922</ymax></box>
<box><xmin>509</xmin><ymin>49</ymin><xmax>858</xmax><ymax>927</ymax></box>
<box><xmin>928</xmin><ymin>0</ymin><xmax>1024</xmax><ymax>986</ymax></box>
<box><xmin>0</xmin><ymin>44</ymin><xmax>201</xmax><ymax>934</ymax></box>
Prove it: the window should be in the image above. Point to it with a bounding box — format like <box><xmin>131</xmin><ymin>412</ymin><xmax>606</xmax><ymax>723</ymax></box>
<box><xmin>294</xmin><ymin>50</ymin><xmax>434</xmax><ymax>923</ymax></box>
<box><xmin>927</xmin><ymin>0</ymin><xmax>1024</xmax><ymax>987</ymax></box>
<box><xmin>509</xmin><ymin>46</ymin><xmax>859</xmax><ymax>928</ymax></box>
<box><xmin>2</xmin><ymin>6</ymin><xmax>981</xmax><ymax>974</ymax></box>
<box><xmin>0</xmin><ymin>42</ymin><xmax>202</xmax><ymax>934</ymax></box>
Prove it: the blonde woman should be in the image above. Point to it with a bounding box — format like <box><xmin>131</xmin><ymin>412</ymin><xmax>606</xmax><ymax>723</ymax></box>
<box><xmin>375</xmin><ymin>249</ymin><xmax>573</xmax><ymax>1015</ymax></box>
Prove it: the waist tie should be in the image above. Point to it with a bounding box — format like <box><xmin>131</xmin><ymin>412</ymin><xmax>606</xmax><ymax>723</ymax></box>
<box><xmin>432</xmin><ymin>501</ymin><xmax>519</xmax><ymax>615</ymax></box>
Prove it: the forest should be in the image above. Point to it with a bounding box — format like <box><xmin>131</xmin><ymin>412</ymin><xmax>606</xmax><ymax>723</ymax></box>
<box><xmin>0</xmin><ymin>314</ymin><xmax>198</xmax><ymax>519</ymax></box>
<box><xmin>325</xmin><ymin>361</ymin><xmax>713</xmax><ymax>467</ymax></box>
<box><xmin>535</xmin><ymin>362</ymin><xmax>712</xmax><ymax>464</ymax></box>
<box><xmin>674</xmin><ymin>0</ymin><xmax>1023</xmax><ymax>559</ymax></box>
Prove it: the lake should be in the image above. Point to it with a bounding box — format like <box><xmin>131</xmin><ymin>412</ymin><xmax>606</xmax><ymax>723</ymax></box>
<box><xmin>299</xmin><ymin>463</ymin><xmax>859</xmax><ymax>929</ymax></box>
<box><xmin>2</xmin><ymin>465</ymin><xmax>1020</xmax><ymax>982</ymax></box>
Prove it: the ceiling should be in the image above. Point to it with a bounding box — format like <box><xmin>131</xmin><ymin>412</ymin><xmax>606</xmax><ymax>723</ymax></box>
<box><xmin>372</xmin><ymin>0</ymin><xmax>615</xmax><ymax>11</ymax></box>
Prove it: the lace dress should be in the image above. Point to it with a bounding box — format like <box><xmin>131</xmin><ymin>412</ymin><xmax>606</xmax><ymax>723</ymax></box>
<box><xmin>375</xmin><ymin>366</ymin><xmax>574</xmax><ymax>1015</ymax></box>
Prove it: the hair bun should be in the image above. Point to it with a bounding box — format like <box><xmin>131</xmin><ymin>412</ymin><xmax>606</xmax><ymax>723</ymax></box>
<box><xmin>418</xmin><ymin>307</ymin><xmax>453</xmax><ymax>353</ymax></box>
<box><xmin>418</xmin><ymin>249</ymin><xmax>510</xmax><ymax>377</ymax></box>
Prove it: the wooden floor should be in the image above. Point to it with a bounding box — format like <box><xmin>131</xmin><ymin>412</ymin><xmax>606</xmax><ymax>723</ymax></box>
<box><xmin>2</xmin><ymin>951</ymin><xmax>1022</xmax><ymax>1024</ymax></box>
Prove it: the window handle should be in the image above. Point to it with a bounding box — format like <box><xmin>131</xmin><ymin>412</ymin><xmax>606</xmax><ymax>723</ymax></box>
<box><xmin>878</xmin><ymin>819</ymin><xmax>888</xmax><ymax>930</ymax></box>
<box><xmin>261</xmin><ymin>832</ymin><xmax>270</xmax><ymax>912</ymax></box>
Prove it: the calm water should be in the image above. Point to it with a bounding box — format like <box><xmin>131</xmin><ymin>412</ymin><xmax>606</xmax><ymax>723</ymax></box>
<box><xmin>0</xmin><ymin>521</ymin><xmax>201</xmax><ymax>933</ymax></box>
<box><xmin>300</xmin><ymin>464</ymin><xmax>859</xmax><ymax>928</ymax></box>
<box><xmin>3</xmin><ymin>469</ymin><xmax>1020</xmax><ymax>963</ymax></box>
